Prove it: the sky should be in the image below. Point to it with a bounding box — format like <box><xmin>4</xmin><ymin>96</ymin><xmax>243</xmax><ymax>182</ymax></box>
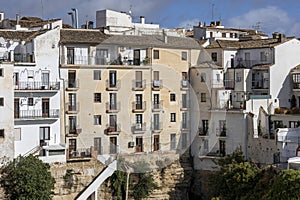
<box><xmin>2</xmin><ymin>0</ymin><xmax>300</xmax><ymax>37</ymax></box>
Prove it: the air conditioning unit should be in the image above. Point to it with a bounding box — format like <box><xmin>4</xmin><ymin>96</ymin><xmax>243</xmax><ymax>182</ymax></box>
<box><xmin>153</xmin><ymin>80</ymin><xmax>160</xmax><ymax>87</ymax></box>
<box><xmin>182</xmin><ymin>80</ymin><xmax>188</xmax><ymax>87</ymax></box>
<box><xmin>128</xmin><ymin>141</ymin><xmax>135</xmax><ymax>148</ymax></box>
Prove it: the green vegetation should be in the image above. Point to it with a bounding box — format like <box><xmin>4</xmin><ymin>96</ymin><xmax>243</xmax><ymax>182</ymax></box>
<box><xmin>0</xmin><ymin>154</ymin><xmax>55</xmax><ymax>200</ymax></box>
<box><xmin>209</xmin><ymin>150</ymin><xmax>300</xmax><ymax>200</ymax></box>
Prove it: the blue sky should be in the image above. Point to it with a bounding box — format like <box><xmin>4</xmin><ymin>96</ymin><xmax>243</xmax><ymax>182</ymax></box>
<box><xmin>2</xmin><ymin>0</ymin><xmax>300</xmax><ymax>37</ymax></box>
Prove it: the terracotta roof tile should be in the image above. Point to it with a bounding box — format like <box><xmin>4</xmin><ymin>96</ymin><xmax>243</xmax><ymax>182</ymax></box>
<box><xmin>60</xmin><ymin>29</ymin><xmax>109</xmax><ymax>44</ymax></box>
<box><xmin>0</xmin><ymin>30</ymin><xmax>47</xmax><ymax>41</ymax></box>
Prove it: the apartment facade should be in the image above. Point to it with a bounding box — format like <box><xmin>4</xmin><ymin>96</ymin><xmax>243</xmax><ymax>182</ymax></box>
<box><xmin>59</xmin><ymin>29</ymin><xmax>201</xmax><ymax>162</ymax></box>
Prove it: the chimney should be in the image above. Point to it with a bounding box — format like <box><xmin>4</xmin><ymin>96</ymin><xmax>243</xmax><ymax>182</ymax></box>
<box><xmin>0</xmin><ymin>12</ymin><xmax>4</xmax><ymax>22</ymax></box>
<box><xmin>272</xmin><ymin>32</ymin><xmax>279</xmax><ymax>39</ymax></box>
<box><xmin>216</xmin><ymin>21</ymin><xmax>222</xmax><ymax>26</ymax></box>
<box><xmin>71</xmin><ymin>8</ymin><xmax>78</xmax><ymax>29</ymax></box>
<box><xmin>199</xmin><ymin>21</ymin><xmax>203</xmax><ymax>27</ymax></box>
<box><xmin>163</xmin><ymin>29</ymin><xmax>167</xmax><ymax>43</ymax></box>
<box><xmin>16</xmin><ymin>14</ymin><xmax>20</xmax><ymax>25</ymax></box>
<box><xmin>88</xmin><ymin>21</ymin><xmax>93</xmax><ymax>29</ymax></box>
<box><xmin>140</xmin><ymin>16</ymin><xmax>145</xmax><ymax>24</ymax></box>
<box><xmin>278</xmin><ymin>33</ymin><xmax>285</xmax><ymax>42</ymax></box>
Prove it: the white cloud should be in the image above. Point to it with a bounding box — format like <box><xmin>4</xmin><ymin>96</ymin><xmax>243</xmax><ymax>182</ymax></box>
<box><xmin>226</xmin><ymin>6</ymin><xmax>300</xmax><ymax>37</ymax></box>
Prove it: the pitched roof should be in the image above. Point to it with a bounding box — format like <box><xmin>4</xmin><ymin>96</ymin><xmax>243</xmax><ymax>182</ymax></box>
<box><xmin>194</xmin><ymin>26</ymin><xmax>268</xmax><ymax>36</ymax></box>
<box><xmin>101</xmin><ymin>35</ymin><xmax>200</xmax><ymax>49</ymax></box>
<box><xmin>2</xmin><ymin>18</ymin><xmax>61</xmax><ymax>28</ymax></box>
<box><xmin>0</xmin><ymin>30</ymin><xmax>47</xmax><ymax>41</ymax></box>
<box><xmin>205</xmin><ymin>37</ymin><xmax>294</xmax><ymax>49</ymax></box>
<box><xmin>60</xmin><ymin>29</ymin><xmax>109</xmax><ymax>44</ymax></box>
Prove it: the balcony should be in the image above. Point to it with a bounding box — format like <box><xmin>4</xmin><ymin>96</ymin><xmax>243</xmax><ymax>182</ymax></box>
<box><xmin>14</xmin><ymin>82</ymin><xmax>60</xmax><ymax>91</ymax></box>
<box><xmin>65</xmin><ymin>103</ymin><xmax>80</xmax><ymax>114</ymax></box>
<box><xmin>68</xmin><ymin>147</ymin><xmax>92</xmax><ymax>160</ymax></box>
<box><xmin>105</xmin><ymin>124</ymin><xmax>121</xmax><ymax>135</ymax></box>
<box><xmin>132</xmin><ymin>101</ymin><xmax>146</xmax><ymax>113</ymax></box>
<box><xmin>106</xmin><ymin>80</ymin><xmax>120</xmax><ymax>91</ymax></box>
<box><xmin>236</xmin><ymin>60</ymin><xmax>272</xmax><ymax>68</ymax></box>
<box><xmin>66</xmin><ymin>79</ymin><xmax>79</xmax><ymax>91</ymax></box>
<box><xmin>152</xmin><ymin>80</ymin><xmax>163</xmax><ymax>90</ymax></box>
<box><xmin>181</xmin><ymin>80</ymin><xmax>189</xmax><ymax>90</ymax></box>
<box><xmin>66</xmin><ymin>126</ymin><xmax>82</xmax><ymax>136</ymax></box>
<box><xmin>181</xmin><ymin>121</ymin><xmax>190</xmax><ymax>130</ymax></box>
<box><xmin>293</xmin><ymin>82</ymin><xmax>300</xmax><ymax>90</ymax></box>
<box><xmin>132</xmin><ymin>122</ymin><xmax>147</xmax><ymax>133</ymax></box>
<box><xmin>198</xmin><ymin>128</ymin><xmax>208</xmax><ymax>136</ymax></box>
<box><xmin>14</xmin><ymin>53</ymin><xmax>35</xmax><ymax>63</ymax></box>
<box><xmin>132</xmin><ymin>80</ymin><xmax>146</xmax><ymax>91</ymax></box>
<box><xmin>216</xmin><ymin>128</ymin><xmax>227</xmax><ymax>138</ymax></box>
<box><xmin>152</xmin><ymin>122</ymin><xmax>163</xmax><ymax>132</ymax></box>
<box><xmin>180</xmin><ymin>101</ymin><xmax>189</xmax><ymax>111</ymax></box>
<box><xmin>106</xmin><ymin>102</ymin><xmax>120</xmax><ymax>113</ymax></box>
<box><xmin>14</xmin><ymin>109</ymin><xmax>59</xmax><ymax>119</ymax></box>
<box><xmin>224</xmin><ymin>79</ymin><xmax>234</xmax><ymax>89</ymax></box>
<box><xmin>109</xmin><ymin>144</ymin><xmax>119</xmax><ymax>154</ymax></box>
<box><xmin>152</xmin><ymin>101</ymin><xmax>163</xmax><ymax>112</ymax></box>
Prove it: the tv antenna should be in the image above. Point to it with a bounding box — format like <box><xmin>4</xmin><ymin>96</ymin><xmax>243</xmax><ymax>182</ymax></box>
<box><xmin>211</xmin><ymin>3</ymin><xmax>215</xmax><ymax>20</ymax></box>
<box><xmin>252</xmin><ymin>22</ymin><xmax>262</xmax><ymax>31</ymax></box>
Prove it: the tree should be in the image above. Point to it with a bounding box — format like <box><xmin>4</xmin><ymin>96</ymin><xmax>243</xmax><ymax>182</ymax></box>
<box><xmin>0</xmin><ymin>154</ymin><xmax>55</xmax><ymax>200</ymax></box>
<box><xmin>131</xmin><ymin>172</ymin><xmax>157</xmax><ymax>200</ymax></box>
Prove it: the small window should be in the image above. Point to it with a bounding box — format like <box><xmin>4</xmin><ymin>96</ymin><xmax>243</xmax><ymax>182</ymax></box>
<box><xmin>236</xmin><ymin>72</ymin><xmax>242</xmax><ymax>82</ymax></box>
<box><xmin>222</xmin><ymin>32</ymin><xmax>226</xmax><ymax>38</ymax></box>
<box><xmin>94</xmin><ymin>93</ymin><xmax>101</xmax><ymax>103</ymax></box>
<box><xmin>170</xmin><ymin>93</ymin><xmax>176</xmax><ymax>102</ymax></box>
<box><xmin>0</xmin><ymin>68</ymin><xmax>3</xmax><ymax>77</ymax></box>
<box><xmin>28</xmin><ymin>98</ymin><xmax>34</xmax><ymax>106</ymax></box>
<box><xmin>0</xmin><ymin>129</ymin><xmax>4</xmax><ymax>138</ymax></box>
<box><xmin>94</xmin><ymin>115</ymin><xmax>101</xmax><ymax>125</ymax></box>
<box><xmin>200</xmin><ymin>73</ymin><xmax>206</xmax><ymax>82</ymax></box>
<box><xmin>153</xmin><ymin>50</ymin><xmax>159</xmax><ymax>59</ymax></box>
<box><xmin>94</xmin><ymin>70</ymin><xmax>101</xmax><ymax>80</ymax></box>
<box><xmin>201</xmin><ymin>93</ymin><xmax>206</xmax><ymax>102</ymax></box>
<box><xmin>181</xmin><ymin>51</ymin><xmax>187</xmax><ymax>61</ymax></box>
<box><xmin>40</xmin><ymin>127</ymin><xmax>50</xmax><ymax>140</ymax></box>
<box><xmin>170</xmin><ymin>113</ymin><xmax>176</xmax><ymax>122</ymax></box>
<box><xmin>0</xmin><ymin>97</ymin><xmax>3</xmax><ymax>106</ymax></box>
<box><xmin>211</xmin><ymin>52</ymin><xmax>217</xmax><ymax>62</ymax></box>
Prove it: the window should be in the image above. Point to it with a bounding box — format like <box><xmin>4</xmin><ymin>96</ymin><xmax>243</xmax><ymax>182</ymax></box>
<box><xmin>200</xmin><ymin>73</ymin><xmax>206</xmax><ymax>82</ymax></box>
<box><xmin>202</xmin><ymin>120</ymin><xmax>209</xmax><ymax>135</ymax></box>
<box><xmin>0</xmin><ymin>97</ymin><xmax>3</xmax><ymax>106</ymax></box>
<box><xmin>94</xmin><ymin>93</ymin><xmax>101</xmax><ymax>103</ymax></box>
<box><xmin>222</xmin><ymin>32</ymin><xmax>226</xmax><ymax>37</ymax></box>
<box><xmin>136</xmin><ymin>137</ymin><xmax>143</xmax><ymax>152</ymax></box>
<box><xmin>94</xmin><ymin>70</ymin><xmax>101</xmax><ymax>80</ymax></box>
<box><xmin>0</xmin><ymin>129</ymin><xmax>4</xmax><ymax>138</ymax></box>
<box><xmin>94</xmin><ymin>137</ymin><xmax>102</xmax><ymax>155</ymax></box>
<box><xmin>170</xmin><ymin>93</ymin><xmax>176</xmax><ymax>102</ymax></box>
<box><xmin>182</xmin><ymin>132</ymin><xmax>187</xmax><ymax>148</ymax></box>
<box><xmin>28</xmin><ymin>98</ymin><xmax>34</xmax><ymax>106</ymax></box>
<box><xmin>170</xmin><ymin>134</ymin><xmax>176</xmax><ymax>150</ymax></box>
<box><xmin>230</xmin><ymin>33</ymin><xmax>233</xmax><ymax>38</ymax></box>
<box><xmin>236</xmin><ymin>72</ymin><xmax>242</xmax><ymax>82</ymax></box>
<box><xmin>170</xmin><ymin>113</ymin><xmax>176</xmax><ymax>122</ymax></box>
<box><xmin>68</xmin><ymin>93</ymin><xmax>77</xmax><ymax>111</ymax></box>
<box><xmin>0</xmin><ymin>68</ymin><xmax>3</xmax><ymax>77</ymax></box>
<box><xmin>153</xmin><ymin>50</ymin><xmax>159</xmax><ymax>59</ymax></box>
<box><xmin>260</xmin><ymin>52</ymin><xmax>267</xmax><ymax>62</ymax></box>
<box><xmin>200</xmin><ymin>93</ymin><xmax>206</xmax><ymax>102</ymax></box>
<box><xmin>181</xmin><ymin>51</ymin><xmax>187</xmax><ymax>61</ymax></box>
<box><xmin>94</xmin><ymin>115</ymin><xmax>101</xmax><ymax>125</ymax></box>
<box><xmin>211</xmin><ymin>52</ymin><xmax>217</xmax><ymax>62</ymax></box>
<box><xmin>289</xmin><ymin>121</ymin><xmax>300</xmax><ymax>128</ymax></box>
<box><xmin>67</xmin><ymin>47</ymin><xmax>75</xmax><ymax>64</ymax></box>
<box><xmin>274</xmin><ymin>120</ymin><xmax>284</xmax><ymax>129</ymax></box>
<box><xmin>39</xmin><ymin>127</ymin><xmax>50</xmax><ymax>140</ymax></box>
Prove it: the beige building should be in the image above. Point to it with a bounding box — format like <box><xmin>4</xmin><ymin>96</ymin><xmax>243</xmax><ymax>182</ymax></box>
<box><xmin>59</xmin><ymin>29</ymin><xmax>201</xmax><ymax>162</ymax></box>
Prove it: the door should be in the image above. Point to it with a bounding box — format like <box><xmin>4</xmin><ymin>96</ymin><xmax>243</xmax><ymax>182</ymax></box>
<box><xmin>182</xmin><ymin>94</ymin><xmax>187</xmax><ymax>108</ymax></box>
<box><xmin>41</xmin><ymin>72</ymin><xmax>49</xmax><ymax>89</ymax></box>
<box><xmin>133</xmin><ymin>49</ymin><xmax>140</xmax><ymax>65</ymax></box>
<box><xmin>109</xmin><ymin>71</ymin><xmax>116</xmax><ymax>87</ymax></box>
<box><xmin>136</xmin><ymin>94</ymin><xmax>142</xmax><ymax>109</ymax></box>
<box><xmin>69</xmin><ymin>116</ymin><xmax>77</xmax><ymax>134</ymax></box>
<box><xmin>42</xmin><ymin>98</ymin><xmax>49</xmax><ymax>117</ymax></box>
<box><xmin>110</xmin><ymin>137</ymin><xmax>117</xmax><ymax>154</ymax></box>
<box><xmin>69</xmin><ymin>139</ymin><xmax>77</xmax><ymax>157</ymax></box>
<box><xmin>154</xmin><ymin>94</ymin><xmax>159</xmax><ymax>109</ymax></box>
<box><xmin>68</xmin><ymin>71</ymin><xmax>76</xmax><ymax>88</ymax></box>
<box><xmin>110</xmin><ymin>93</ymin><xmax>117</xmax><ymax>110</ymax></box>
<box><xmin>67</xmin><ymin>48</ymin><xmax>74</xmax><ymax>64</ymax></box>
<box><xmin>136</xmin><ymin>137</ymin><xmax>143</xmax><ymax>152</ymax></box>
<box><xmin>14</xmin><ymin>98</ymin><xmax>20</xmax><ymax>118</ymax></box>
<box><xmin>96</xmin><ymin>49</ymin><xmax>108</xmax><ymax>65</ymax></box>
<box><xmin>135</xmin><ymin>71</ymin><xmax>142</xmax><ymax>88</ymax></box>
<box><xmin>94</xmin><ymin>137</ymin><xmax>102</xmax><ymax>155</ymax></box>
<box><xmin>153</xmin><ymin>135</ymin><xmax>159</xmax><ymax>151</ymax></box>
<box><xmin>182</xmin><ymin>112</ymin><xmax>187</xmax><ymax>128</ymax></box>
<box><xmin>219</xmin><ymin>140</ymin><xmax>226</xmax><ymax>156</ymax></box>
<box><xmin>109</xmin><ymin>115</ymin><xmax>117</xmax><ymax>131</ymax></box>
<box><xmin>68</xmin><ymin>93</ymin><xmax>76</xmax><ymax>111</ymax></box>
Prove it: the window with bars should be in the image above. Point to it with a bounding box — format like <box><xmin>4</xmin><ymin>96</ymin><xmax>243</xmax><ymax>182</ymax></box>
<box><xmin>94</xmin><ymin>93</ymin><xmax>101</xmax><ymax>103</ymax></box>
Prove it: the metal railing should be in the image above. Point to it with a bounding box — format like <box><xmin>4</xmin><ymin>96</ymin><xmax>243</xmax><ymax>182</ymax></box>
<box><xmin>152</xmin><ymin>80</ymin><xmax>163</xmax><ymax>90</ymax></box>
<box><xmin>66</xmin><ymin>126</ymin><xmax>82</xmax><ymax>135</ymax></box>
<box><xmin>65</xmin><ymin>79</ymin><xmax>79</xmax><ymax>90</ymax></box>
<box><xmin>106</xmin><ymin>80</ymin><xmax>121</xmax><ymax>91</ymax></box>
<box><xmin>14</xmin><ymin>53</ymin><xmax>35</xmax><ymax>63</ymax></box>
<box><xmin>216</xmin><ymin>128</ymin><xmax>227</xmax><ymax>137</ymax></box>
<box><xmin>65</xmin><ymin>103</ymin><xmax>80</xmax><ymax>113</ymax></box>
<box><xmin>132</xmin><ymin>80</ymin><xmax>146</xmax><ymax>90</ymax></box>
<box><xmin>105</xmin><ymin>124</ymin><xmax>121</xmax><ymax>134</ymax></box>
<box><xmin>132</xmin><ymin>101</ymin><xmax>146</xmax><ymax>112</ymax></box>
<box><xmin>293</xmin><ymin>83</ymin><xmax>300</xmax><ymax>89</ymax></box>
<box><xmin>152</xmin><ymin>122</ymin><xmax>163</xmax><ymax>132</ymax></box>
<box><xmin>109</xmin><ymin>145</ymin><xmax>119</xmax><ymax>154</ymax></box>
<box><xmin>68</xmin><ymin>148</ymin><xmax>92</xmax><ymax>159</ymax></box>
<box><xmin>152</xmin><ymin>101</ymin><xmax>163</xmax><ymax>111</ymax></box>
<box><xmin>224</xmin><ymin>79</ymin><xmax>234</xmax><ymax>89</ymax></box>
<box><xmin>236</xmin><ymin>60</ymin><xmax>272</xmax><ymax>68</ymax></box>
<box><xmin>198</xmin><ymin>128</ymin><xmax>208</xmax><ymax>136</ymax></box>
<box><xmin>15</xmin><ymin>109</ymin><xmax>59</xmax><ymax>119</ymax></box>
<box><xmin>105</xmin><ymin>102</ymin><xmax>120</xmax><ymax>113</ymax></box>
<box><xmin>132</xmin><ymin>122</ymin><xmax>147</xmax><ymax>132</ymax></box>
<box><xmin>14</xmin><ymin>82</ymin><xmax>60</xmax><ymax>90</ymax></box>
